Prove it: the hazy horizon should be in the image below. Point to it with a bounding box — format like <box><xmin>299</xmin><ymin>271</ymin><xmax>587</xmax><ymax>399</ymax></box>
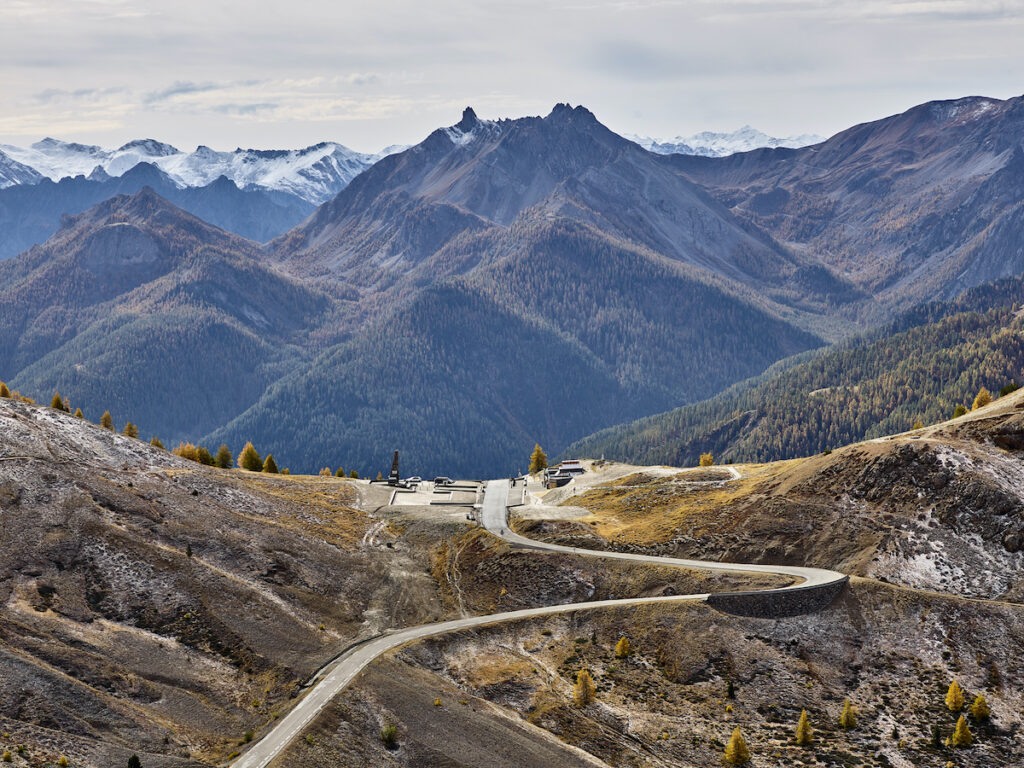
<box><xmin>1</xmin><ymin>0</ymin><xmax>1023</xmax><ymax>153</ymax></box>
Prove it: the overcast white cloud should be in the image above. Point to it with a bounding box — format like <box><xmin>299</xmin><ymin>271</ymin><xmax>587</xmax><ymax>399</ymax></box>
<box><xmin>0</xmin><ymin>0</ymin><xmax>1022</xmax><ymax>152</ymax></box>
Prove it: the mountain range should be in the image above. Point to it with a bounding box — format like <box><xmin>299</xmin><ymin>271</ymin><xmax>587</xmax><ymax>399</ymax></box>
<box><xmin>0</xmin><ymin>137</ymin><xmax>401</xmax><ymax>203</ymax></box>
<box><xmin>626</xmin><ymin>125</ymin><xmax>823</xmax><ymax>157</ymax></box>
<box><xmin>2</xmin><ymin>94</ymin><xmax>1024</xmax><ymax>476</ymax></box>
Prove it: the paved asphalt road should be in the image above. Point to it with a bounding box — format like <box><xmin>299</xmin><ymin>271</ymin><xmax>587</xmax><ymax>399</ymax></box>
<box><xmin>234</xmin><ymin>476</ymin><xmax>846</xmax><ymax>768</ymax></box>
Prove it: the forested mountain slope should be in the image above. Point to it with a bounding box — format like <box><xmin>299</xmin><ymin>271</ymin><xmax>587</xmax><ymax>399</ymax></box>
<box><xmin>568</xmin><ymin>278</ymin><xmax>1024</xmax><ymax>467</ymax></box>
<box><xmin>209</xmin><ymin>219</ymin><xmax>822</xmax><ymax>476</ymax></box>
<box><xmin>668</xmin><ymin>93</ymin><xmax>1024</xmax><ymax>313</ymax></box>
<box><xmin>0</xmin><ymin>189</ymin><xmax>328</xmax><ymax>443</ymax></box>
<box><xmin>0</xmin><ymin>162</ymin><xmax>313</xmax><ymax>260</ymax></box>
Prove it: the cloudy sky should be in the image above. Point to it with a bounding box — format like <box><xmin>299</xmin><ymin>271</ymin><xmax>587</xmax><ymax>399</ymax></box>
<box><xmin>1</xmin><ymin>0</ymin><xmax>1022</xmax><ymax>152</ymax></box>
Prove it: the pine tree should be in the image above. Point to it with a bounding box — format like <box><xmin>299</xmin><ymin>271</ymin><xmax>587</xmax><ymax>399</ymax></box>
<box><xmin>972</xmin><ymin>387</ymin><xmax>992</xmax><ymax>411</ymax></box>
<box><xmin>215</xmin><ymin>444</ymin><xmax>233</xmax><ymax>469</ymax></box>
<box><xmin>196</xmin><ymin>446</ymin><xmax>214</xmax><ymax>466</ymax></box>
<box><xmin>726</xmin><ymin>680</ymin><xmax>736</xmax><ymax>699</ymax></box>
<box><xmin>263</xmin><ymin>455</ymin><xmax>279</xmax><ymax>474</ymax></box>
<box><xmin>573</xmin><ymin>669</ymin><xmax>596</xmax><ymax>706</ymax></box>
<box><xmin>185</xmin><ymin>543</ymin><xmax>193</xmax><ymax>558</ymax></box>
<box><xmin>951</xmin><ymin>715</ymin><xmax>973</xmax><ymax>747</ymax></box>
<box><xmin>0</xmin><ymin>382</ymin><xmax>9</xmax><ymax>398</ymax></box>
<box><xmin>795</xmin><ymin>709</ymin><xmax>813</xmax><ymax>745</ymax></box>
<box><xmin>946</xmin><ymin>680</ymin><xmax>965</xmax><ymax>711</ymax></box>
<box><xmin>100</xmin><ymin>411</ymin><xmax>114</xmax><ymax>430</ymax></box>
<box><xmin>930</xmin><ymin>723</ymin><xmax>943</xmax><ymax>748</ymax></box>
<box><xmin>350</xmin><ymin>470</ymin><xmax>359</xmax><ymax>479</ymax></box>
<box><xmin>953</xmin><ymin>404</ymin><xmax>968</xmax><ymax>418</ymax></box>
<box><xmin>150</xmin><ymin>436</ymin><xmax>164</xmax><ymax>449</ymax></box>
<box><xmin>281</xmin><ymin>468</ymin><xmax>290</xmax><ymax>475</ymax></box>
<box><xmin>615</xmin><ymin>637</ymin><xmax>631</xmax><ymax>658</ymax></box>
<box><xmin>128</xmin><ymin>756</ymin><xmax>142</xmax><ymax>768</ymax></box>
<box><xmin>335</xmin><ymin>467</ymin><xmax>345</xmax><ymax>478</ymax></box>
<box><xmin>699</xmin><ymin>452</ymin><xmax>714</xmax><ymax>467</ymax></box>
<box><xmin>723</xmin><ymin>727</ymin><xmax>750</xmax><ymax>765</ymax></box>
<box><xmin>529</xmin><ymin>443</ymin><xmax>548</xmax><ymax>474</ymax></box>
<box><xmin>122</xmin><ymin>422</ymin><xmax>138</xmax><ymax>439</ymax></box>
<box><xmin>238</xmin><ymin>442</ymin><xmax>262</xmax><ymax>471</ymax></box>
<box><xmin>50</xmin><ymin>392</ymin><xmax>68</xmax><ymax>412</ymax></box>
<box><xmin>970</xmin><ymin>694</ymin><xmax>990</xmax><ymax>721</ymax></box>
<box><xmin>839</xmin><ymin>698</ymin><xmax>857</xmax><ymax>730</ymax></box>
<box><xmin>73</xmin><ymin>408</ymin><xmax>84</xmax><ymax>419</ymax></box>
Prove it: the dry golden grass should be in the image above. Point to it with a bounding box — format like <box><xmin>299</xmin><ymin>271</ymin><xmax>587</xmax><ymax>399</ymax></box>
<box><xmin>456</xmin><ymin>650</ymin><xmax>535</xmax><ymax>688</ymax></box>
<box><xmin>236</xmin><ymin>474</ymin><xmax>369</xmax><ymax>547</ymax></box>
<box><xmin>568</xmin><ymin>461</ymin><xmax>805</xmax><ymax>544</ymax></box>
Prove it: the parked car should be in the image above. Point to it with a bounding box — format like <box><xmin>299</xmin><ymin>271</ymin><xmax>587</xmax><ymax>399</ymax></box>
<box><xmin>433</xmin><ymin>476</ymin><xmax>454</xmax><ymax>486</ymax></box>
<box><xmin>407</xmin><ymin>476</ymin><xmax>422</xmax><ymax>483</ymax></box>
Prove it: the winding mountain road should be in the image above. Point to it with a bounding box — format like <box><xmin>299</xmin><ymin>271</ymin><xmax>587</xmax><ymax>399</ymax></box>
<box><xmin>233</xmin><ymin>475</ymin><xmax>846</xmax><ymax>768</ymax></box>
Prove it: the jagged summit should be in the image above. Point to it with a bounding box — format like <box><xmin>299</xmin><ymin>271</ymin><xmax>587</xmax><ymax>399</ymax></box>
<box><xmin>455</xmin><ymin>106</ymin><xmax>479</xmax><ymax>132</ymax></box>
<box><xmin>547</xmin><ymin>103</ymin><xmax>597</xmax><ymax>123</ymax></box>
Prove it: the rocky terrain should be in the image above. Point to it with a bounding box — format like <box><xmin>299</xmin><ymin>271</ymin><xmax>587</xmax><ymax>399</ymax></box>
<box><xmin>530</xmin><ymin>391</ymin><xmax>1024</xmax><ymax>604</ymax></box>
<box><xmin>305</xmin><ymin>579</ymin><xmax>1024</xmax><ymax>768</ymax></box>
<box><xmin>0</xmin><ymin>396</ymin><xmax>775</xmax><ymax>767</ymax></box>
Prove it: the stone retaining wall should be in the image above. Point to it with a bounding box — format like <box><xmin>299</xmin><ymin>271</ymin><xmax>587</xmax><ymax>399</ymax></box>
<box><xmin>707</xmin><ymin>577</ymin><xmax>849</xmax><ymax>618</ymax></box>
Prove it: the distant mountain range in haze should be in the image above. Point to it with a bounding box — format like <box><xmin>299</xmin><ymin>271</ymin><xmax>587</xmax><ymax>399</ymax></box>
<box><xmin>626</xmin><ymin>125</ymin><xmax>823</xmax><ymax>157</ymax></box>
<box><xmin>1</xmin><ymin>93</ymin><xmax>1023</xmax><ymax>476</ymax></box>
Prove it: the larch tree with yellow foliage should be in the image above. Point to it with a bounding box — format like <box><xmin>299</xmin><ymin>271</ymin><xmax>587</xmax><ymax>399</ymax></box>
<box><xmin>972</xmin><ymin>387</ymin><xmax>992</xmax><ymax>411</ymax></box>
<box><xmin>970</xmin><ymin>694</ymin><xmax>990</xmax><ymax>721</ymax></box>
<box><xmin>615</xmin><ymin>637</ymin><xmax>631</xmax><ymax>658</ymax></box>
<box><xmin>723</xmin><ymin>727</ymin><xmax>750</xmax><ymax>765</ymax></box>
<box><xmin>573</xmin><ymin>669</ymin><xmax>596</xmax><ymax>706</ymax></box>
<box><xmin>951</xmin><ymin>715</ymin><xmax>973</xmax><ymax>747</ymax></box>
<box><xmin>529</xmin><ymin>443</ymin><xmax>548</xmax><ymax>474</ymax></box>
<box><xmin>795</xmin><ymin>710</ymin><xmax>813</xmax><ymax>745</ymax></box>
<box><xmin>838</xmin><ymin>699</ymin><xmax>857</xmax><ymax>730</ymax></box>
<box><xmin>699</xmin><ymin>452</ymin><xmax>714</xmax><ymax>467</ymax></box>
<box><xmin>946</xmin><ymin>680</ymin><xmax>965</xmax><ymax>711</ymax></box>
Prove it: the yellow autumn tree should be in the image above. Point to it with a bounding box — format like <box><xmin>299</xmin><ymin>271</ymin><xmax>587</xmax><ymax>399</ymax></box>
<box><xmin>615</xmin><ymin>637</ymin><xmax>631</xmax><ymax>658</ymax></box>
<box><xmin>972</xmin><ymin>387</ymin><xmax>992</xmax><ymax>411</ymax></box>
<box><xmin>699</xmin><ymin>452</ymin><xmax>714</xmax><ymax>467</ymax></box>
<box><xmin>238</xmin><ymin>442</ymin><xmax>262</xmax><ymax>471</ymax></box>
<box><xmin>723</xmin><ymin>727</ymin><xmax>750</xmax><ymax>765</ymax></box>
<box><xmin>946</xmin><ymin>680</ymin><xmax>965</xmax><ymax>711</ymax></box>
<box><xmin>951</xmin><ymin>715</ymin><xmax>973</xmax><ymax>747</ymax></box>
<box><xmin>970</xmin><ymin>694</ymin><xmax>990</xmax><ymax>721</ymax></box>
<box><xmin>838</xmin><ymin>699</ymin><xmax>857</xmax><ymax>730</ymax></box>
<box><xmin>100</xmin><ymin>410</ymin><xmax>114</xmax><ymax>430</ymax></box>
<box><xmin>573</xmin><ymin>669</ymin><xmax>595</xmax><ymax>706</ymax></box>
<box><xmin>795</xmin><ymin>709</ymin><xmax>813</xmax><ymax>745</ymax></box>
<box><xmin>529</xmin><ymin>443</ymin><xmax>548</xmax><ymax>474</ymax></box>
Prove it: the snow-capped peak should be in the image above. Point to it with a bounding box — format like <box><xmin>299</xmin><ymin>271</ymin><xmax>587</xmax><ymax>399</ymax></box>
<box><xmin>442</xmin><ymin>107</ymin><xmax>500</xmax><ymax>147</ymax></box>
<box><xmin>626</xmin><ymin>126</ymin><xmax>824</xmax><ymax>158</ymax></box>
<box><xmin>0</xmin><ymin>148</ymin><xmax>44</xmax><ymax>189</ymax></box>
<box><xmin>0</xmin><ymin>138</ymin><xmax>407</xmax><ymax>203</ymax></box>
